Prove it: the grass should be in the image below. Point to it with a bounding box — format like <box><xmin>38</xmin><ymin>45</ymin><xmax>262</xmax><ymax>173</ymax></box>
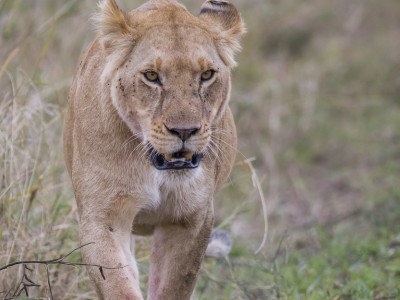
<box><xmin>1</xmin><ymin>0</ymin><xmax>400</xmax><ymax>299</ymax></box>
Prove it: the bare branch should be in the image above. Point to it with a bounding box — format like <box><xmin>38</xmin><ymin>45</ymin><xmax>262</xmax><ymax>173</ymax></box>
<box><xmin>0</xmin><ymin>242</ymin><xmax>126</xmax><ymax>272</ymax></box>
<box><xmin>0</xmin><ymin>243</ymin><xmax>127</xmax><ymax>299</ymax></box>
<box><xmin>46</xmin><ymin>264</ymin><xmax>54</xmax><ymax>300</ymax></box>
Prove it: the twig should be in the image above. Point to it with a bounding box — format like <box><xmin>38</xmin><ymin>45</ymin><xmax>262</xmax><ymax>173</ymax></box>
<box><xmin>0</xmin><ymin>243</ymin><xmax>124</xmax><ymax>272</ymax></box>
<box><xmin>7</xmin><ymin>264</ymin><xmax>39</xmax><ymax>299</ymax></box>
<box><xmin>0</xmin><ymin>242</ymin><xmax>127</xmax><ymax>299</ymax></box>
<box><xmin>46</xmin><ymin>264</ymin><xmax>53</xmax><ymax>300</ymax></box>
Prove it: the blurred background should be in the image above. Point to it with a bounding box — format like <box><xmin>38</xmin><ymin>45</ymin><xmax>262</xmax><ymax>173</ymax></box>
<box><xmin>1</xmin><ymin>0</ymin><xmax>399</xmax><ymax>299</ymax></box>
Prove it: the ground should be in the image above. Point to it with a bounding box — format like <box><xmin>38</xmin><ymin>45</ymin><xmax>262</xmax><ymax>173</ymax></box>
<box><xmin>1</xmin><ymin>0</ymin><xmax>399</xmax><ymax>299</ymax></box>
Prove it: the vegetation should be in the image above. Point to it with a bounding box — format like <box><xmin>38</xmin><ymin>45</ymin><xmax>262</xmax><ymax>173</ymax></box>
<box><xmin>1</xmin><ymin>0</ymin><xmax>399</xmax><ymax>299</ymax></box>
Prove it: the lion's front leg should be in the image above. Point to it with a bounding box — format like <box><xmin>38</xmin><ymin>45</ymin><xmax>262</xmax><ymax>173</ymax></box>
<box><xmin>78</xmin><ymin>195</ymin><xmax>143</xmax><ymax>300</ymax></box>
<box><xmin>147</xmin><ymin>205</ymin><xmax>214</xmax><ymax>300</ymax></box>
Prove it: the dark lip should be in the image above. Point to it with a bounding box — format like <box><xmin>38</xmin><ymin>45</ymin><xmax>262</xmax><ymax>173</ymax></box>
<box><xmin>149</xmin><ymin>147</ymin><xmax>203</xmax><ymax>170</ymax></box>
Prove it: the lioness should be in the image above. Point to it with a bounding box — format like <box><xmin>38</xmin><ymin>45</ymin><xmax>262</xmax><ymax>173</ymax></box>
<box><xmin>63</xmin><ymin>0</ymin><xmax>245</xmax><ymax>299</ymax></box>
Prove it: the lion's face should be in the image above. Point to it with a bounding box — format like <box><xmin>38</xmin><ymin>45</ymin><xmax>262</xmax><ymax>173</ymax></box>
<box><xmin>111</xmin><ymin>26</ymin><xmax>231</xmax><ymax>169</ymax></box>
<box><xmin>97</xmin><ymin>0</ymin><xmax>245</xmax><ymax>170</ymax></box>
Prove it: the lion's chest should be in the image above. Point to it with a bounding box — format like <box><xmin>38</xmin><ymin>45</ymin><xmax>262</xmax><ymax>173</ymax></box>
<box><xmin>132</xmin><ymin>166</ymin><xmax>212</xmax><ymax>223</ymax></box>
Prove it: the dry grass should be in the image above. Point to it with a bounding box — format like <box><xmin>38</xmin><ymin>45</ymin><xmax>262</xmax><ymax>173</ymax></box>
<box><xmin>1</xmin><ymin>0</ymin><xmax>400</xmax><ymax>299</ymax></box>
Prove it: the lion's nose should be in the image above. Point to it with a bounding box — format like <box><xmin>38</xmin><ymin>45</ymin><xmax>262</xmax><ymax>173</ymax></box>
<box><xmin>165</xmin><ymin>125</ymin><xmax>200</xmax><ymax>142</ymax></box>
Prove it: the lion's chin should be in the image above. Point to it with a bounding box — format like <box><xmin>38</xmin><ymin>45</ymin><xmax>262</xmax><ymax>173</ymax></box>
<box><xmin>149</xmin><ymin>147</ymin><xmax>203</xmax><ymax>170</ymax></box>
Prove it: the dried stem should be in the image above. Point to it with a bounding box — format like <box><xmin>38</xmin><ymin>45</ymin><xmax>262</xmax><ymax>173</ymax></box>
<box><xmin>0</xmin><ymin>242</ymin><xmax>127</xmax><ymax>299</ymax></box>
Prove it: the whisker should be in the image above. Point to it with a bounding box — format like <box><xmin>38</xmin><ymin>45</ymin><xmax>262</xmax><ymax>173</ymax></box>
<box><xmin>122</xmin><ymin>135</ymin><xmax>141</xmax><ymax>149</ymax></box>
<box><xmin>138</xmin><ymin>143</ymin><xmax>150</xmax><ymax>162</ymax></box>
<box><xmin>209</xmin><ymin>130</ymin><xmax>232</xmax><ymax>161</ymax></box>
<box><xmin>211</xmin><ymin>131</ymin><xmax>249</xmax><ymax>162</ymax></box>
<box><xmin>207</xmin><ymin>140</ymin><xmax>234</xmax><ymax>186</ymax></box>
<box><xmin>128</xmin><ymin>141</ymin><xmax>144</xmax><ymax>161</ymax></box>
<box><xmin>121</xmin><ymin>129</ymin><xmax>152</xmax><ymax>149</ymax></box>
<box><xmin>207</xmin><ymin>142</ymin><xmax>224</xmax><ymax>167</ymax></box>
<box><xmin>208</xmin><ymin>139</ymin><xmax>227</xmax><ymax>165</ymax></box>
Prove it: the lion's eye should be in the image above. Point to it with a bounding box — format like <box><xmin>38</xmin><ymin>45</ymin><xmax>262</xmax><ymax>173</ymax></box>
<box><xmin>201</xmin><ymin>70</ymin><xmax>215</xmax><ymax>82</ymax></box>
<box><xmin>144</xmin><ymin>71</ymin><xmax>159</xmax><ymax>83</ymax></box>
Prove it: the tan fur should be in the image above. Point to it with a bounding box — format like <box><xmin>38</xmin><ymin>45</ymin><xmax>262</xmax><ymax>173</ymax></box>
<box><xmin>63</xmin><ymin>0</ymin><xmax>244</xmax><ymax>299</ymax></box>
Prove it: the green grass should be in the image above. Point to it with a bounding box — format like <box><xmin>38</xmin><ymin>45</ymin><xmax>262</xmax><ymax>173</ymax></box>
<box><xmin>196</xmin><ymin>212</ymin><xmax>400</xmax><ymax>299</ymax></box>
<box><xmin>1</xmin><ymin>0</ymin><xmax>400</xmax><ymax>299</ymax></box>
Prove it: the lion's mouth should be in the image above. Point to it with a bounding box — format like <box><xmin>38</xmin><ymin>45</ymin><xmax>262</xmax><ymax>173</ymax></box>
<box><xmin>150</xmin><ymin>148</ymin><xmax>202</xmax><ymax>170</ymax></box>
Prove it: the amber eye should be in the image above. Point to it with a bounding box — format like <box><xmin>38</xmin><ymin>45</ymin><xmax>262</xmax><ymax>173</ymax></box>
<box><xmin>201</xmin><ymin>70</ymin><xmax>215</xmax><ymax>81</ymax></box>
<box><xmin>144</xmin><ymin>71</ymin><xmax>160</xmax><ymax>83</ymax></box>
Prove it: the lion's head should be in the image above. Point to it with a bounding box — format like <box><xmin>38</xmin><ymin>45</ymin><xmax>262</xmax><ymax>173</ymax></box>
<box><xmin>95</xmin><ymin>0</ymin><xmax>245</xmax><ymax>170</ymax></box>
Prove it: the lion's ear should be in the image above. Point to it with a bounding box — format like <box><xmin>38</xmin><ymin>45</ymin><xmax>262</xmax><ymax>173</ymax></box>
<box><xmin>199</xmin><ymin>0</ymin><xmax>246</xmax><ymax>67</ymax></box>
<box><xmin>93</xmin><ymin>0</ymin><xmax>136</xmax><ymax>53</ymax></box>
